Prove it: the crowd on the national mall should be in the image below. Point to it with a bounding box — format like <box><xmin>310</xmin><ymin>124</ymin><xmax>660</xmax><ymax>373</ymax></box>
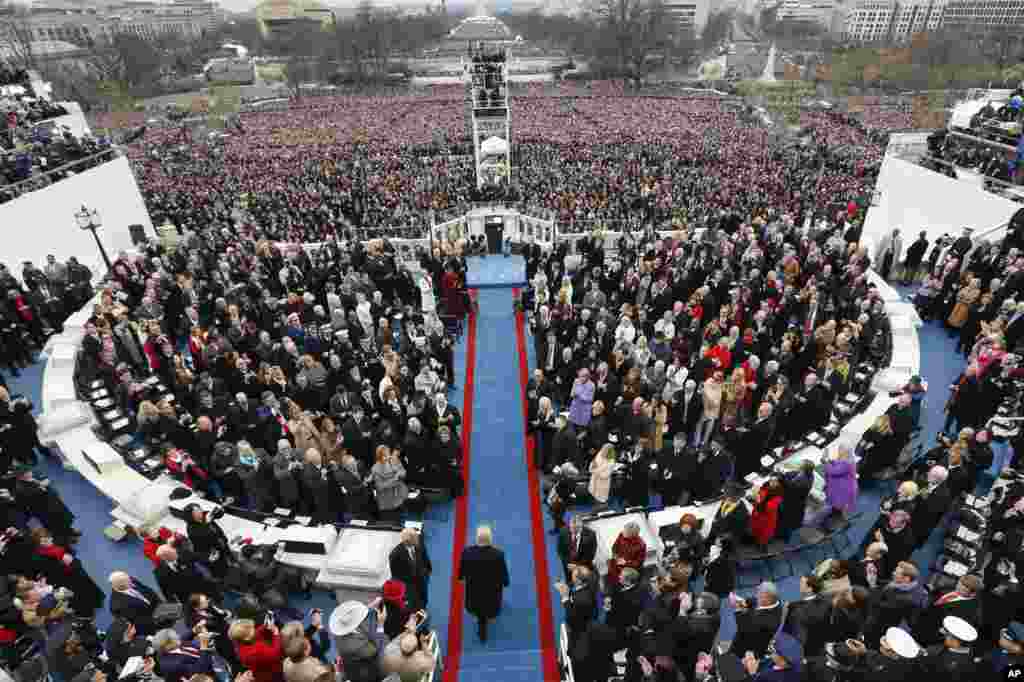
<box><xmin>3</xmin><ymin>84</ymin><xmax>1024</xmax><ymax>682</ymax></box>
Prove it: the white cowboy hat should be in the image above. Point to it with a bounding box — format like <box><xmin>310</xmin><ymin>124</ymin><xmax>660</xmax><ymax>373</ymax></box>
<box><xmin>329</xmin><ymin>601</ymin><xmax>370</xmax><ymax>636</ymax></box>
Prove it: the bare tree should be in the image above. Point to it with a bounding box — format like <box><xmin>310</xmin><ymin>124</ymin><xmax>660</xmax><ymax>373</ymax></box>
<box><xmin>588</xmin><ymin>0</ymin><xmax>673</xmax><ymax>80</ymax></box>
<box><xmin>284</xmin><ymin>55</ymin><xmax>311</xmax><ymax>98</ymax></box>
<box><xmin>0</xmin><ymin>15</ymin><xmax>39</xmax><ymax>72</ymax></box>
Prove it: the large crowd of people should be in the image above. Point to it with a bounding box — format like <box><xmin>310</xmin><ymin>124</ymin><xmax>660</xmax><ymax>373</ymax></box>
<box><xmin>523</xmin><ymin>200</ymin><xmax>1024</xmax><ymax>680</ymax></box>
<box><xmin>128</xmin><ymin>88</ymin><xmax>886</xmax><ymax>238</ymax></box>
<box><xmin>1</xmin><ymin>77</ymin><xmax>1022</xmax><ymax>682</ymax></box>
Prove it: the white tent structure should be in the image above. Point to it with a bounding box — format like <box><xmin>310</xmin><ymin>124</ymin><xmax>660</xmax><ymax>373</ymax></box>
<box><xmin>480</xmin><ymin>135</ymin><xmax>508</xmax><ymax>156</ymax></box>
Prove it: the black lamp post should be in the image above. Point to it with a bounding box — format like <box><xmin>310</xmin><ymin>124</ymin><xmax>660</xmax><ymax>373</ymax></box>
<box><xmin>75</xmin><ymin>205</ymin><xmax>112</xmax><ymax>271</ymax></box>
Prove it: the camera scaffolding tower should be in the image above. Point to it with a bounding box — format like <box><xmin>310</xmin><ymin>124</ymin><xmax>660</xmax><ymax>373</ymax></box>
<box><xmin>465</xmin><ymin>40</ymin><xmax>511</xmax><ymax>190</ymax></box>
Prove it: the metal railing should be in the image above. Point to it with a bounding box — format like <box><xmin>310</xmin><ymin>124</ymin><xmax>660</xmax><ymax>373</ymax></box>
<box><xmin>918</xmin><ymin>154</ymin><xmax>1023</xmax><ymax>198</ymax></box>
<box><xmin>0</xmin><ymin>147</ymin><xmax>121</xmax><ymax>200</ymax></box>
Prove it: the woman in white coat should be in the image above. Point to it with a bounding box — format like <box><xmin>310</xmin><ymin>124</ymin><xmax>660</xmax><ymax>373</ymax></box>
<box><xmin>588</xmin><ymin>444</ymin><xmax>617</xmax><ymax>506</ymax></box>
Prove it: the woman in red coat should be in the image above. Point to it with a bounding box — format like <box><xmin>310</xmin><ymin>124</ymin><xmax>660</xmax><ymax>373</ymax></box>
<box><xmin>30</xmin><ymin>527</ymin><xmax>105</xmax><ymax>617</ymax></box>
<box><xmin>605</xmin><ymin>521</ymin><xmax>647</xmax><ymax>588</ymax></box>
<box><xmin>749</xmin><ymin>479</ymin><xmax>785</xmax><ymax>548</ymax></box>
<box><xmin>229</xmin><ymin>619</ymin><xmax>284</xmax><ymax>682</ymax></box>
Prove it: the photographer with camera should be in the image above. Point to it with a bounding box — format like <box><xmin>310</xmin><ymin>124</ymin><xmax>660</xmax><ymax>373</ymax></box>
<box><xmin>187</xmin><ymin>593</ymin><xmax>238</xmax><ymax>672</ymax></box>
<box><xmin>155</xmin><ymin>627</ymin><xmax>217</xmax><ymax>682</ymax></box>
<box><xmin>185</xmin><ymin>503</ymin><xmax>232</xmax><ymax>580</ymax></box>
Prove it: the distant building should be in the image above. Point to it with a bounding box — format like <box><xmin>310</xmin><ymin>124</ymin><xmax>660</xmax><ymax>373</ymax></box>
<box><xmin>663</xmin><ymin>0</ymin><xmax>714</xmax><ymax>33</ymax></box>
<box><xmin>254</xmin><ymin>0</ymin><xmax>334</xmax><ymax>41</ymax></box>
<box><xmin>942</xmin><ymin>0</ymin><xmax>1024</xmax><ymax>28</ymax></box>
<box><xmin>0</xmin><ymin>0</ymin><xmax>218</xmax><ymax>51</ymax></box>
<box><xmin>842</xmin><ymin>0</ymin><xmax>1023</xmax><ymax>42</ymax></box>
<box><xmin>842</xmin><ymin>0</ymin><xmax>897</xmax><ymax>40</ymax></box>
<box><xmin>775</xmin><ymin>0</ymin><xmax>837</xmax><ymax>28</ymax></box>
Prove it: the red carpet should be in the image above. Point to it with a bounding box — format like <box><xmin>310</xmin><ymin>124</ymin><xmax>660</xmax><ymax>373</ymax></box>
<box><xmin>513</xmin><ymin>289</ymin><xmax>560</xmax><ymax>682</ymax></box>
<box><xmin>443</xmin><ymin>298</ymin><xmax>477</xmax><ymax>682</ymax></box>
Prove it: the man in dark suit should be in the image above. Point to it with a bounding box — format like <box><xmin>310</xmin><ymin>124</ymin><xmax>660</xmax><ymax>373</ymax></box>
<box><xmin>670</xmin><ymin>380</ymin><xmax>702</xmax><ymax>443</ymax></box>
<box><xmin>911</xmin><ymin>467</ymin><xmax>953</xmax><ymax>549</ymax></box>
<box><xmin>902</xmin><ymin>231</ymin><xmax>929</xmax><ymax>285</ymax></box>
<box><xmin>555</xmin><ymin>564</ymin><xmax>598</xmax><ymax>649</ymax></box>
<box><xmin>1005</xmin><ymin>302</ymin><xmax>1024</xmax><ymax>351</ymax></box>
<box><xmin>706</xmin><ymin>482</ymin><xmax>750</xmax><ymax>546</ymax></box>
<box><xmin>607</xmin><ymin>568</ymin><xmax>648</xmax><ymax>642</ymax></box>
<box><xmin>389</xmin><ymin>527</ymin><xmax>432</xmax><ymax>610</ymax></box>
<box><xmin>731</xmin><ymin>401</ymin><xmax>777</xmax><ymax>481</ymax></box>
<box><xmin>658</xmin><ymin>433</ymin><xmax>698</xmax><ymax>507</ymax></box>
<box><xmin>551</xmin><ymin>416</ymin><xmax>580</xmax><ymax>471</ymax></box>
<box><xmin>426</xmin><ymin>392</ymin><xmax>461</xmax><ymax>439</ymax></box>
<box><xmin>913</xmin><ymin>574</ymin><xmax>984</xmax><ymax>646</ymax></box>
<box><xmin>341</xmin><ymin>405</ymin><xmax>373</xmax><ymax>467</ymax></box>
<box><xmin>153</xmin><ymin>629</ymin><xmax>216</xmax><ymax>682</ymax></box>
<box><xmin>557</xmin><ymin>514</ymin><xmax>598</xmax><ymax>582</ymax></box>
<box><xmin>109</xmin><ymin>571</ymin><xmax>163</xmax><ymax>635</ymax></box>
<box><xmin>153</xmin><ymin>545</ymin><xmax>220</xmax><ymax>604</ymax></box>
<box><xmin>794</xmin><ymin>373</ymin><xmax>831</xmax><ymax>434</ymax></box>
<box><xmin>777</xmin><ymin>461</ymin><xmax>815</xmax><ymax>541</ymax></box>
<box><xmin>782</xmin><ymin>575</ymin><xmax>832</xmax><ymax>655</ymax></box>
<box><xmin>658</xmin><ymin>592</ymin><xmax>721</xmax><ymax>676</ymax></box>
<box><xmin>733</xmin><ymin>581</ymin><xmax>785</xmax><ymax>659</ymax></box>
<box><xmin>457</xmin><ymin>525</ymin><xmax>510</xmax><ymax>643</ymax></box>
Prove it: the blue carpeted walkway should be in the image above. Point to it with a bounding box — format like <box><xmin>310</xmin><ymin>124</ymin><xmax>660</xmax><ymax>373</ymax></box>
<box><xmin>466</xmin><ymin>255</ymin><xmax>527</xmax><ymax>289</ymax></box>
<box><xmin>458</xmin><ymin>288</ymin><xmax>544</xmax><ymax>682</ymax></box>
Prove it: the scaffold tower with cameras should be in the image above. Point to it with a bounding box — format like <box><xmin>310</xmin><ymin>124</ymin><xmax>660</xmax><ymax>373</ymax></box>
<box><xmin>463</xmin><ymin>35</ymin><xmax>511</xmax><ymax>190</ymax></box>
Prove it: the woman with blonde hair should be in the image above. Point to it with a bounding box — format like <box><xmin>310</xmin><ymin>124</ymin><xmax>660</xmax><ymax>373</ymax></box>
<box><xmin>136</xmin><ymin>400</ymin><xmax>161</xmax><ymax>441</ymax></box>
<box><xmin>720</xmin><ymin>367</ymin><xmax>748</xmax><ymax>427</ymax></box>
<box><xmin>302</xmin><ymin>448</ymin><xmax>333</xmax><ymax>523</ymax></box>
<box><xmin>372</xmin><ymin>445</ymin><xmax>408</xmax><ymax>521</ymax></box>
<box><xmin>696</xmin><ymin>370</ymin><xmax>724</xmax><ymax>447</ymax></box>
<box><xmin>531</xmin><ymin>396</ymin><xmax>557</xmax><ymax>471</ymax></box>
<box><xmin>316</xmin><ymin>416</ymin><xmax>345</xmax><ymax>465</ymax></box>
<box><xmin>856</xmin><ymin>414</ymin><xmax>900</xmax><ymax>479</ymax></box>
<box><xmin>286</xmin><ymin>399</ymin><xmax>320</xmax><ymax>457</ymax></box>
<box><xmin>947</xmin><ymin>276</ymin><xmax>981</xmax><ymax>329</ymax></box>
<box><xmin>588</xmin><ymin>444</ymin><xmax>617</xmax><ymax>506</ymax></box>
<box><xmin>812</xmin><ymin>445</ymin><xmax>858</xmax><ymax>527</ymax></box>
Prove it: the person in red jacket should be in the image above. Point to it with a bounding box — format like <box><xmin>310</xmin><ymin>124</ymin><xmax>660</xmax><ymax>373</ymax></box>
<box><xmin>605</xmin><ymin>521</ymin><xmax>647</xmax><ymax>588</ymax></box>
<box><xmin>749</xmin><ymin>479</ymin><xmax>785</xmax><ymax>549</ymax></box>
<box><xmin>143</xmin><ymin>527</ymin><xmax>184</xmax><ymax>566</ymax></box>
<box><xmin>230</xmin><ymin>618</ymin><xmax>285</xmax><ymax>682</ymax></box>
<box><xmin>705</xmin><ymin>337</ymin><xmax>732</xmax><ymax>374</ymax></box>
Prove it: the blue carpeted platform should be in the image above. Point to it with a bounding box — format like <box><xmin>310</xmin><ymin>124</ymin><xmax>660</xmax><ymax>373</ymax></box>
<box><xmin>466</xmin><ymin>255</ymin><xmax>527</xmax><ymax>289</ymax></box>
<box><xmin>458</xmin><ymin>289</ymin><xmax>543</xmax><ymax>682</ymax></box>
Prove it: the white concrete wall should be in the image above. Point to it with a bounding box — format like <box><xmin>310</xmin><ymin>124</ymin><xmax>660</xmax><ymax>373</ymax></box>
<box><xmin>862</xmin><ymin>156</ymin><xmax>1019</xmax><ymax>256</ymax></box>
<box><xmin>0</xmin><ymin>155</ymin><xmax>153</xmax><ymax>278</ymax></box>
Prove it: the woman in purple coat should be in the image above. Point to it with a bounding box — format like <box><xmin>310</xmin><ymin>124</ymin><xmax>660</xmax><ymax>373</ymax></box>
<box><xmin>569</xmin><ymin>368</ymin><xmax>595</xmax><ymax>429</ymax></box>
<box><xmin>810</xmin><ymin>444</ymin><xmax>859</xmax><ymax>527</ymax></box>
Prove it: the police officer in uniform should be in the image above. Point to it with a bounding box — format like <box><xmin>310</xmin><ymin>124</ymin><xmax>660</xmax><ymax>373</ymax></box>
<box><xmin>919</xmin><ymin>616</ymin><xmax>979</xmax><ymax>682</ymax></box>
<box><xmin>842</xmin><ymin>626</ymin><xmax>923</xmax><ymax>682</ymax></box>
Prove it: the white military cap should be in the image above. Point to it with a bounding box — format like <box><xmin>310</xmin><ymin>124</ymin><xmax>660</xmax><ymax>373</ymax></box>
<box><xmin>884</xmin><ymin>627</ymin><xmax>920</xmax><ymax>658</ymax></box>
<box><xmin>942</xmin><ymin>616</ymin><xmax>978</xmax><ymax>643</ymax></box>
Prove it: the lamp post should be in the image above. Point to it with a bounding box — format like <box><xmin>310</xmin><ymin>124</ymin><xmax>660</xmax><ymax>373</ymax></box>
<box><xmin>75</xmin><ymin>205</ymin><xmax>112</xmax><ymax>271</ymax></box>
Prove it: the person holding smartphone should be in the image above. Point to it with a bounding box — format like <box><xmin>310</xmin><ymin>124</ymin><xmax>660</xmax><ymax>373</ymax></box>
<box><xmin>228</xmin><ymin>617</ymin><xmax>283</xmax><ymax>682</ymax></box>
